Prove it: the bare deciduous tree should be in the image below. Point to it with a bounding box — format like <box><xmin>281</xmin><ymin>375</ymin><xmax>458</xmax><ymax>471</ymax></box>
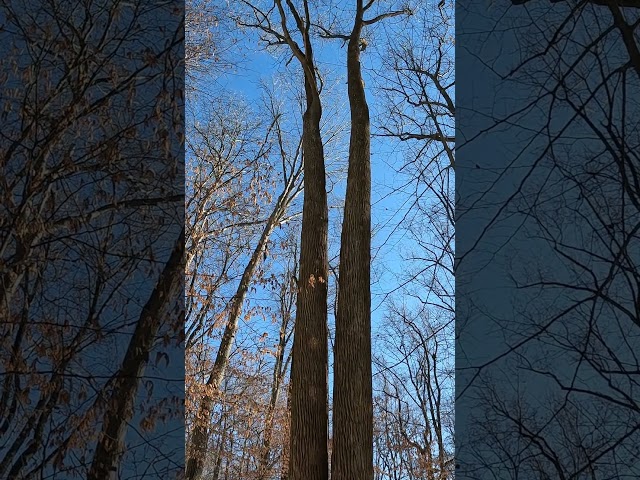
<box><xmin>0</xmin><ymin>0</ymin><xmax>183</xmax><ymax>477</ymax></box>
<box><xmin>458</xmin><ymin>1</ymin><xmax>640</xmax><ymax>478</ymax></box>
<box><xmin>185</xmin><ymin>93</ymin><xmax>303</xmax><ymax>480</ymax></box>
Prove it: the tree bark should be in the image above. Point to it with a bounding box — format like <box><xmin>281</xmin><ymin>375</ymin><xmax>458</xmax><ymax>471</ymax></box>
<box><xmin>260</xmin><ymin>1</ymin><xmax>333</xmax><ymax>478</ymax></box>
<box><xmin>288</xmin><ymin>74</ymin><xmax>330</xmax><ymax>480</ymax></box>
<box><xmin>87</xmin><ymin>227</ymin><xmax>185</xmax><ymax>480</ymax></box>
<box><xmin>232</xmin><ymin>2</ymin><xmax>330</xmax><ymax>477</ymax></box>
<box><xmin>331</xmin><ymin>3</ymin><xmax>374</xmax><ymax>479</ymax></box>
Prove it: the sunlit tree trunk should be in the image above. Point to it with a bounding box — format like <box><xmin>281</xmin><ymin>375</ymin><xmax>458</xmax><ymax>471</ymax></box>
<box><xmin>332</xmin><ymin>3</ymin><xmax>374</xmax><ymax>479</ymax></box>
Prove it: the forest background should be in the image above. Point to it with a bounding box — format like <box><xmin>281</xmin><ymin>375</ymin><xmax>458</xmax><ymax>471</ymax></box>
<box><xmin>184</xmin><ymin>0</ymin><xmax>455</xmax><ymax>479</ymax></box>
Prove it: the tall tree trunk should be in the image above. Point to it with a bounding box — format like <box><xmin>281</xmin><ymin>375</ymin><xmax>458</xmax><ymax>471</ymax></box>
<box><xmin>87</xmin><ymin>227</ymin><xmax>185</xmax><ymax>480</ymax></box>
<box><xmin>332</xmin><ymin>3</ymin><xmax>374</xmax><ymax>479</ymax></box>
<box><xmin>288</xmin><ymin>73</ymin><xmax>330</xmax><ymax>480</ymax></box>
<box><xmin>234</xmin><ymin>2</ymin><xmax>330</xmax><ymax>477</ymax></box>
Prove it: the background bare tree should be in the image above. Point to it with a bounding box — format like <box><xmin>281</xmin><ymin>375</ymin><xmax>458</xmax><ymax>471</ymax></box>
<box><xmin>369</xmin><ymin>5</ymin><xmax>455</xmax><ymax>478</ymax></box>
<box><xmin>185</xmin><ymin>87</ymin><xmax>303</xmax><ymax>480</ymax></box>
<box><xmin>457</xmin><ymin>1</ymin><xmax>640</xmax><ymax>478</ymax></box>
<box><xmin>0</xmin><ymin>0</ymin><xmax>184</xmax><ymax>478</ymax></box>
<box><xmin>373</xmin><ymin>304</ymin><xmax>454</xmax><ymax>480</ymax></box>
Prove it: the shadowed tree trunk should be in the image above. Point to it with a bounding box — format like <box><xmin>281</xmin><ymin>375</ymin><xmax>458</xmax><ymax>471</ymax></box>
<box><xmin>324</xmin><ymin>2</ymin><xmax>410</xmax><ymax>478</ymax></box>
<box><xmin>288</xmin><ymin>66</ymin><xmax>330</xmax><ymax>480</ymax></box>
<box><xmin>88</xmin><ymin>227</ymin><xmax>185</xmax><ymax>480</ymax></box>
<box><xmin>232</xmin><ymin>5</ymin><xmax>331</xmax><ymax>473</ymax></box>
<box><xmin>246</xmin><ymin>2</ymin><xmax>332</xmax><ymax>480</ymax></box>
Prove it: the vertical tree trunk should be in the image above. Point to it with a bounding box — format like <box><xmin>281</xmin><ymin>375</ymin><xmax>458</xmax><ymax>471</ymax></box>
<box><xmin>88</xmin><ymin>227</ymin><xmax>185</xmax><ymax>480</ymax></box>
<box><xmin>332</xmin><ymin>3</ymin><xmax>374</xmax><ymax>479</ymax></box>
<box><xmin>233</xmin><ymin>2</ymin><xmax>330</xmax><ymax>477</ymax></box>
<box><xmin>288</xmin><ymin>73</ymin><xmax>330</xmax><ymax>480</ymax></box>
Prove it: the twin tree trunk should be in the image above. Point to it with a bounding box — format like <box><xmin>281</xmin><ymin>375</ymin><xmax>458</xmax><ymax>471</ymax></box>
<box><xmin>284</xmin><ymin>4</ymin><xmax>374</xmax><ymax>478</ymax></box>
<box><xmin>190</xmin><ymin>2</ymin><xmax>377</xmax><ymax>477</ymax></box>
<box><xmin>288</xmin><ymin>76</ymin><xmax>330</xmax><ymax>480</ymax></box>
<box><xmin>332</xmin><ymin>14</ymin><xmax>374</xmax><ymax>480</ymax></box>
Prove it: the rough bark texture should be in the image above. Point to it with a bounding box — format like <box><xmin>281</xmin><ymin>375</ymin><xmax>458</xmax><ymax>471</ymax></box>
<box><xmin>331</xmin><ymin>5</ymin><xmax>374</xmax><ymax>480</ymax></box>
<box><xmin>288</xmin><ymin>74</ymin><xmax>330</xmax><ymax>480</ymax></box>
<box><xmin>87</xmin><ymin>227</ymin><xmax>185</xmax><ymax>480</ymax></box>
